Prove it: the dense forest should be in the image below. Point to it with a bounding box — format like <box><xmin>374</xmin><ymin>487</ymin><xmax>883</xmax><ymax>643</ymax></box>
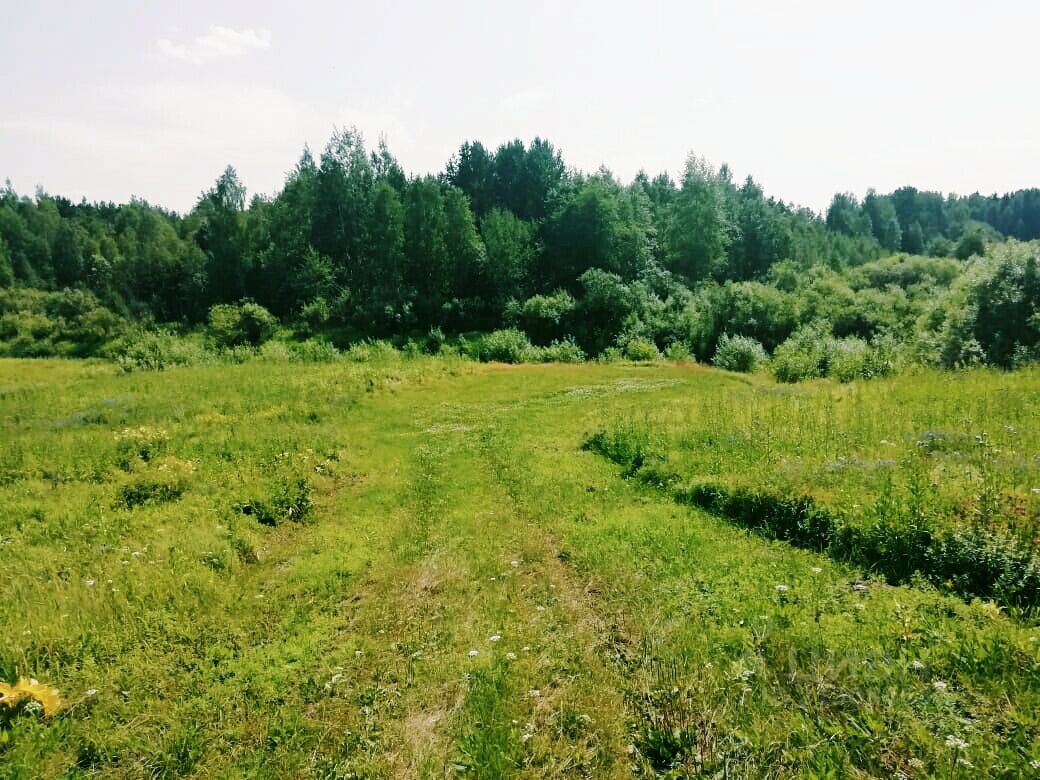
<box><xmin>2</xmin><ymin>128</ymin><xmax>1038</xmax><ymax>376</ymax></box>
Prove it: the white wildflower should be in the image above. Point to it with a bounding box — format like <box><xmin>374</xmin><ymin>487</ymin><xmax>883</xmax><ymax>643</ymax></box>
<box><xmin>933</xmin><ymin>680</ymin><xmax>948</xmax><ymax>691</ymax></box>
<box><xmin>527</xmin><ymin>689</ymin><xmax>540</xmax><ymax>698</ymax></box>
<box><xmin>86</xmin><ymin>688</ymin><xmax>98</xmax><ymax>697</ymax></box>
<box><xmin>489</xmin><ymin>634</ymin><xmax>501</xmax><ymax>642</ymax></box>
<box><xmin>944</xmin><ymin>735</ymin><xmax>968</xmax><ymax>750</ymax></box>
<box><xmin>812</xmin><ymin>567</ymin><xmax>823</xmax><ymax>574</ymax></box>
<box><xmin>775</xmin><ymin>584</ymin><xmax>789</xmax><ymax>592</ymax></box>
<box><xmin>505</xmin><ymin>652</ymin><xmax>517</xmax><ymax>660</ymax></box>
<box><xmin>468</xmin><ymin>649</ymin><xmax>479</xmax><ymax>657</ymax></box>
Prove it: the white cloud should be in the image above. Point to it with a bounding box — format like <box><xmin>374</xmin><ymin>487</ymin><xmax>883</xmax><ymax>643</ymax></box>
<box><xmin>156</xmin><ymin>26</ymin><xmax>271</xmax><ymax>65</ymax></box>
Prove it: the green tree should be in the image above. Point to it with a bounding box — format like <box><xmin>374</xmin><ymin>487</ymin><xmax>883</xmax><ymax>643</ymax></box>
<box><xmin>404</xmin><ymin>177</ymin><xmax>449</xmax><ymax>323</ymax></box>
<box><xmin>665</xmin><ymin>155</ymin><xmax>731</xmax><ymax>282</ymax></box>
<box><xmin>479</xmin><ymin>208</ymin><xmax>537</xmax><ymax>309</ymax></box>
<box><xmin>194</xmin><ymin>166</ymin><xmax>248</xmax><ymax>304</ymax></box>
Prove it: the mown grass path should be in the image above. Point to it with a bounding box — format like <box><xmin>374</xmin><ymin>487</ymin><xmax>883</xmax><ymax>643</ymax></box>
<box><xmin>1</xmin><ymin>359</ymin><xmax>1038</xmax><ymax>777</ymax></box>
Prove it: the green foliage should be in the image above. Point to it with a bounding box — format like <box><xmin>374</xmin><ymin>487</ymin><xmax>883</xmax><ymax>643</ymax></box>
<box><xmin>528</xmin><ymin>338</ymin><xmax>586</xmax><ymax>363</ymax></box>
<box><xmin>0</xmin><ymin>287</ymin><xmax>123</xmax><ymax>357</ymax></box>
<box><xmin>245</xmin><ymin>477</ymin><xmax>313</xmax><ymax>527</ymax></box>
<box><xmin>621</xmin><ymin>338</ymin><xmax>661</xmax><ymax>362</ymax></box>
<box><xmin>712</xmin><ymin>333</ymin><xmax>768</xmax><ymax>373</ymax></box>
<box><xmin>955</xmin><ymin>229</ymin><xmax>987</xmax><ymax>260</ymax></box>
<box><xmin>773</xmin><ymin>324</ymin><xmax>894</xmax><ymax>383</ymax></box>
<box><xmin>207</xmin><ymin>302</ymin><xmax>278</xmax><ymax>348</ymax></box>
<box><xmin>107</xmin><ymin>329</ymin><xmax>215</xmax><ymax>372</ymax></box>
<box><xmin>474</xmin><ymin>328</ymin><xmax>532</xmax><ymax>363</ymax></box>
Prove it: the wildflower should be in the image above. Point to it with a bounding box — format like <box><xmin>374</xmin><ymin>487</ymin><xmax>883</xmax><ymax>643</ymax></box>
<box><xmin>910</xmin><ymin>660</ymin><xmax>925</xmax><ymax>671</ymax></box>
<box><xmin>933</xmin><ymin>680</ymin><xmax>948</xmax><ymax>691</ymax></box>
<box><xmin>0</xmin><ymin>678</ymin><xmax>61</xmax><ymax>716</ymax></box>
<box><xmin>86</xmin><ymin>688</ymin><xmax>98</xmax><ymax>697</ymax></box>
<box><xmin>956</xmin><ymin>757</ymin><xmax>973</xmax><ymax>768</ymax></box>
<box><xmin>852</xmin><ymin>583</ymin><xmax>869</xmax><ymax>592</ymax></box>
<box><xmin>521</xmin><ymin>732</ymin><xmax>533</xmax><ymax>742</ymax></box>
<box><xmin>522</xmin><ymin>645</ymin><xmax>531</xmax><ymax>652</ymax></box>
<box><xmin>1030</xmin><ymin>759</ymin><xmax>1040</xmax><ymax>770</ymax></box>
<box><xmin>505</xmin><ymin>652</ymin><xmax>517</xmax><ymax>660</ymax></box>
<box><xmin>945</xmin><ymin>735</ymin><xmax>968</xmax><ymax>750</ymax></box>
<box><xmin>536</xmin><ymin>605</ymin><xmax>546</xmax><ymax>612</ymax></box>
<box><xmin>510</xmin><ymin>560</ymin><xmax>520</xmax><ymax>567</ymax></box>
<box><xmin>489</xmin><ymin>634</ymin><xmax>501</xmax><ymax>642</ymax></box>
<box><xmin>775</xmin><ymin>584</ymin><xmax>788</xmax><ymax>592</ymax></box>
<box><xmin>131</xmin><ymin>551</ymin><xmax>143</xmax><ymax>557</ymax></box>
<box><xmin>85</xmin><ymin>579</ymin><xmax>95</xmax><ymax>587</ymax></box>
<box><xmin>627</xmin><ymin>744</ymin><xmax>636</xmax><ymax>754</ymax></box>
<box><xmin>811</xmin><ymin>567</ymin><xmax>822</xmax><ymax>574</ymax></box>
<box><xmin>705</xmin><ymin>662</ymin><xmax>714</xmax><ymax>669</ymax></box>
<box><xmin>468</xmin><ymin>649</ymin><xmax>479</xmax><ymax>657</ymax></box>
<box><xmin>527</xmin><ymin>689</ymin><xmax>540</xmax><ymax>698</ymax></box>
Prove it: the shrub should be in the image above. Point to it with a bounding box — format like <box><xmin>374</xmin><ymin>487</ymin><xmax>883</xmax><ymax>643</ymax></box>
<box><xmin>243</xmin><ymin>478</ymin><xmax>313</xmax><ymax>527</ymax></box>
<box><xmin>712</xmin><ymin>334</ymin><xmax>768</xmax><ymax>373</ymax></box>
<box><xmin>476</xmin><ymin>328</ymin><xmax>532</xmax><ymax>363</ymax></box>
<box><xmin>298</xmin><ymin>297</ymin><xmax>330</xmax><ymax>334</ymax></box>
<box><xmin>107</xmin><ymin>329</ymin><xmax>214</xmax><ymax>372</ymax></box>
<box><xmin>529</xmin><ymin>338</ymin><xmax>586</xmax><ymax>363</ymax></box>
<box><xmin>116</xmin><ymin>457</ymin><xmax>193</xmax><ymax>509</ymax></box>
<box><xmin>507</xmin><ymin>290</ymin><xmax>576</xmax><ymax>345</ymax></box>
<box><xmin>664</xmin><ymin>341</ymin><xmax>691</xmax><ymax>361</ymax></box>
<box><xmin>344</xmin><ymin>340</ymin><xmax>399</xmax><ymax>363</ymax></box>
<box><xmin>621</xmin><ymin>338</ymin><xmax>661</xmax><ymax>362</ymax></box>
<box><xmin>287</xmin><ymin>338</ymin><xmax>340</xmax><ymax>363</ymax></box>
<box><xmin>772</xmin><ymin>324</ymin><xmax>894</xmax><ymax>383</ymax></box>
<box><xmin>208</xmin><ymin>302</ymin><xmax>278</xmax><ymax>348</ymax></box>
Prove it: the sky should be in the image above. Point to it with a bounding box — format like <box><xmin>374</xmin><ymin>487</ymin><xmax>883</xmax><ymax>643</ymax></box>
<box><xmin>2</xmin><ymin>0</ymin><xmax>1038</xmax><ymax>214</ymax></box>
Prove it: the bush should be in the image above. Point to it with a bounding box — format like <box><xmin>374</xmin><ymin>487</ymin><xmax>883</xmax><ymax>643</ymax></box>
<box><xmin>772</xmin><ymin>324</ymin><xmax>894</xmax><ymax>383</ymax></box>
<box><xmin>506</xmin><ymin>290</ymin><xmax>576</xmax><ymax>345</ymax></box>
<box><xmin>243</xmin><ymin>478</ymin><xmax>313</xmax><ymax>527</ymax></box>
<box><xmin>529</xmin><ymin>338</ymin><xmax>586</xmax><ymax>363</ymax></box>
<box><xmin>664</xmin><ymin>341</ymin><xmax>691</xmax><ymax>361</ymax></box>
<box><xmin>621</xmin><ymin>338</ymin><xmax>661</xmax><ymax>362</ymax></box>
<box><xmin>344</xmin><ymin>340</ymin><xmax>399</xmax><ymax>363</ymax></box>
<box><xmin>287</xmin><ymin>338</ymin><xmax>340</xmax><ymax>363</ymax></box>
<box><xmin>712</xmin><ymin>334</ymin><xmax>768</xmax><ymax>373</ymax></box>
<box><xmin>107</xmin><ymin>329</ymin><xmax>214</xmax><ymax>372</ymax></box>
<box><xmin>476</xmin><ymin>328</ymin><xmax>533</xmax><ymax>363</ymax></box>
<box><xmin>208</xmin><ymin>302</ymin><xmax>278</xmax><ymax>348</ymax></box>
<box><xmin>298</xmin><ymin>297</ymin><xmax>330</xmax><ymax>334</ymax></box>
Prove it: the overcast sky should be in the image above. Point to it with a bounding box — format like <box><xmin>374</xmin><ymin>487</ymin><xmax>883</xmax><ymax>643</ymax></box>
<box><xmin>2</xmin><ymin>0</ymin><xmax>1037</xmax><ymax>214</ymax></box>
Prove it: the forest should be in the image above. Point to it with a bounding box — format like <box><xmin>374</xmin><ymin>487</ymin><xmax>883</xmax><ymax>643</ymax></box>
<box><xmin>2</xmin><ymin>128</ymin><xmax>1039</xmax><ymax>378</ymax></box>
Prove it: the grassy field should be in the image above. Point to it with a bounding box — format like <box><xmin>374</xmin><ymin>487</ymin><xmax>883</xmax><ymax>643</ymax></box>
<box><xmin>1</xmin><ymin>356</ymin><xmax>1039</xmax><ymax>778</ymax></box>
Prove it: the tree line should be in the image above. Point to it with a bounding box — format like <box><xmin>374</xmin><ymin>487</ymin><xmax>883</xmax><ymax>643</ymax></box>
<box><xmin>1</xmin><ymin>128</ymin><xmax>1038</xmax><ymax>372</ymax></box>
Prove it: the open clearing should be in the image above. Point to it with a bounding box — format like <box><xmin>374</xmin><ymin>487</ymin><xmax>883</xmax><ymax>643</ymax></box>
<box><xmin>2</xmin><ymin>357</ymin><xmax>1039</xmax><ymax>778</ymax></box>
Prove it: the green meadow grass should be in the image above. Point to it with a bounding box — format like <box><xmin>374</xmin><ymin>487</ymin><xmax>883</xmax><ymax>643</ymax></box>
<box><xmin>1</xmin><ymin>356</ymin><xmax>1039</xmax><ymax>778</ymax></box>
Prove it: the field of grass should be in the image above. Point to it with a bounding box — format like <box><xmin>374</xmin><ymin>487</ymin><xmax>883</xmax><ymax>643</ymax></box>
<box><xmin>1</xmin><ymin>356</ymin><xmax>1039</xmax><ymax>778</ymax></box>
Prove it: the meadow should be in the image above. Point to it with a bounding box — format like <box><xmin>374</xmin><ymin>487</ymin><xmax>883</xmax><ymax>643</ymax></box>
<box><xmin>1</xmin><ymin>354</ymin><xmax>1039</xmax><ymax>778</ymax></box>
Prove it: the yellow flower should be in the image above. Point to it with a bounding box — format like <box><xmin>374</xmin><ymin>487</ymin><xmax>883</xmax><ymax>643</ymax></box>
<box><xmin>0</xmin><ymin>682</ymin><xmax>27</xmax><ymax>708</ymax></box>
<box><xmin>0</xmin><ymin>678</ymin><xmax>61</xmax><ymax>717</ymax></box>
